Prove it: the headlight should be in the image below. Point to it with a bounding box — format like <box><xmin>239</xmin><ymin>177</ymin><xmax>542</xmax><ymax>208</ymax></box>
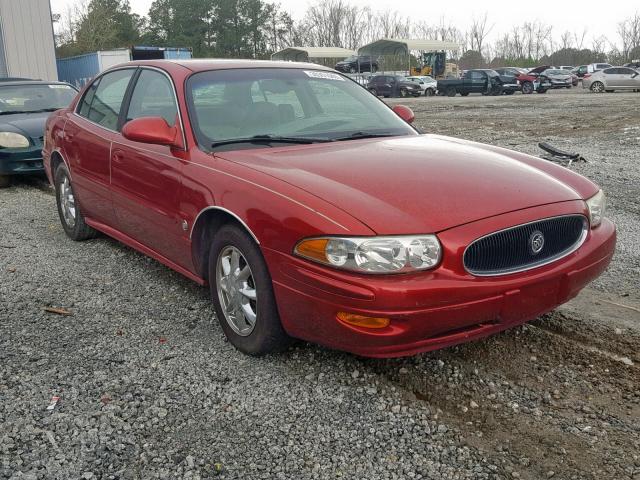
<box><xmin>585</xmin><ymin>189</ymin><xmax>606</xmax><ymax>228</ymax></box>
<box><xmin>295</xmin><ymin>235</ymin><xmax>442</xmax><ymax>273</ymax></box>
<box><xmin>0</xmin><ymin>132</ymin><xmax>30</xmax><ymax>148</ymax></box>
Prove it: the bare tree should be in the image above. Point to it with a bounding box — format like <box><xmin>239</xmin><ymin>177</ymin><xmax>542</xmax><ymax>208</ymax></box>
<box><xmin>468</xmin><ymin>12</ymin><xmax>493</xmax><ymax>54</ymax></box>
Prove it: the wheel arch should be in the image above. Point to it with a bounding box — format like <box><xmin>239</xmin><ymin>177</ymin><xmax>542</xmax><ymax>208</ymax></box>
<box><xmin>190</xmin><ymin>206</ymin><xmax>260</xmax><ymax>281</ymax></box>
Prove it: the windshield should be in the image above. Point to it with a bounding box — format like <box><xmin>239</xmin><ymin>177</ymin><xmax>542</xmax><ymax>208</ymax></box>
<box><xmin>0</xmin><ymin>83</ymin><xmax>77</xmax><ymax>114</ymax></box>
<box><xmin>186</xmin><ymin>68</ymin><xmax>417</xmax><ymax>150</ymax></box>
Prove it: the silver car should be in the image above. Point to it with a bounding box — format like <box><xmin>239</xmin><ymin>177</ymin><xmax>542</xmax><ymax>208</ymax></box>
<box><xmin>583</xmin><ymin>67</ymin><xmax>640</xmax><ymax>93</ymax></box>
<box><xmin>541</xmin><ymin>69</ymin><xmax>573</xmax><ymax>88</ymax></box>
<box><xmin>406</xmin><ymin>75</ymin><xmax>437</xmax><ymax>96</ymax></box>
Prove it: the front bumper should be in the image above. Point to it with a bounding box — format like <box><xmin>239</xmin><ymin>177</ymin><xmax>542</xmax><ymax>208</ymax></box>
<box><xmin>0</xmin><ymin>146</ymin><xmax>44</xmax><ymax>175</ymax></box>
<box><xmin>266</xmin><ymin>201</ymin><xmax>616</xmax><ymax>358</ymax></box>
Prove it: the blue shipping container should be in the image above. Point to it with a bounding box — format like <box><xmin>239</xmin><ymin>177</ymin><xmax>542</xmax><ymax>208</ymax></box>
<box><xmin>56</xmin><ymin>46</ymin><xmax>192</xmax><ymax>87</ymax></box>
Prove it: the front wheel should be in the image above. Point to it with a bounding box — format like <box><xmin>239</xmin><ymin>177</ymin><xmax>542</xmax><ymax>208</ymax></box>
<box><xmin>0</xmin><ymin>174</ymin><xmax>11</xmax><ymax>188</ymax></box>
<box><xmin>447</xmin><ymin>87</ymin><xmax>456</xmax><ymax>97</ymax></box>
<box><xmin>208</xmin><ymin>224</ymin><xmax>292</xmax><ymax>356</ymax></box>
<box><xmin>54</xmin><ymin>163</ymin><xmax>97</xmax><ymax>241</ymax></box>
<box><xmin>590</xmin><ymin>82</ymin><xmax>605</xmax><ymax>93</ymax></box>
<box><xmin>521</xmin><ymin>81</ymin><xmax>534</xmax><ymax>94</ymax></box>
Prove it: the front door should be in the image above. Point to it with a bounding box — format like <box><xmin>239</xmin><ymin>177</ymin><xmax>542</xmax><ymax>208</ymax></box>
<box><xmin>109</xmin><ymin>68</ymin><xmax>191</xmax><ymax>268</ymax></box>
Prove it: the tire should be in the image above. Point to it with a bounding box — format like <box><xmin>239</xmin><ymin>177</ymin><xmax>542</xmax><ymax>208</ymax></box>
<box><xmin>537</xmin><ymin>89</ymin><xmax>548</xmax><ymax>94</ymax></box>
<box><xmin>491</xmin><ymin>85</ymin><xmax>503</xmax><ymax>96</ymax></box>
<box><xmin>349</xmin><ymin>67</ymin><xmax>357</xmax><ymax>74</ymax></box>
<box><xmin>208</xmin><ymin>224</ymin><xmax>292</xmax><ymax>356</ymax></box>
<box><xmin>447</xmin><ymin>87</ymin><xmax>456</xmax><ymax>97</ymax></box>
<box><xmin>0</xmin><ymin>174</ymin><xmax>11</xmax><ymax>188</ymax></box>
<box><xmin>590</xmin><ymin>82</ymin><xmax>605</xmax><ymax>93</ymax></box>
<box><xmin>399</xmin><ymin>88</ymin><xmax>408</xmax><ymax>98</ymax></box>
<box><xmin>460</xmin><ymin>92</ymin><xmax>469</xmax><ymax>96</ymax></box>
<box><xmin>504</xmin><ymin>90</ymin><xmax>515</xmax><ymax>95</ymax></box>
<box><xmin>54</xmin><ymin>163</ymin><xmax>97</xmax><ymax>241</ymax></box>
<box><xmin>424</xmin><ymin>88</ymin><xmax>434</xmax><ymax>97</ymax></box>
<box><xmin>521</xmin><ymin>81</ymin><xmax>534</xmax><ymax>94</ymax></box>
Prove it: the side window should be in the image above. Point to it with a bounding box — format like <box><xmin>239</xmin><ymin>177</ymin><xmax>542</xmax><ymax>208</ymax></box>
<box><xmin>87</xmin><ymin>69</ymin><xmax>135</xmax><ymax>130</ymax></box>
<box><xmin>77</xmin><ymin>79</ymin><xmax>99</xmax><ymax>117</ymax></box>
<box><xmin>603</xmin><ymin>68</ymin><xmax>617</xmax><ymax>75</ymax></box>
<box><xmin>126</xmin><ymin>69</ymin><xmax>178</xmax><ymax>126</ymax></box>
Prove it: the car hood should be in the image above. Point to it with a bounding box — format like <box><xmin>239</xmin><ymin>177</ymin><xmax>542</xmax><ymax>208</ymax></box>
<box><xmin>0</xmin><ymin>111</ymin><xmax>49</xmax><ymax>139</ymax></box>
<box><xmin>217</xmin><ymin>135</ymin><xmax>583</xmax><ymax>234</ymax></box>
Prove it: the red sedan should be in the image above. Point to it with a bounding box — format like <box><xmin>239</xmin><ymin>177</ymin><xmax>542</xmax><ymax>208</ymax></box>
<box><xmin>43</xmin><ymin>60</ymin><xmax>615</xmax><ymax>358</ymax></box>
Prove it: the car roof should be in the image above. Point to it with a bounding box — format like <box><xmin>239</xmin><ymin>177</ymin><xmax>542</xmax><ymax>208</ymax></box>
<box><xmin>117</xmin><ymin>59</ymin><xmax>336</xmax><ymax>73</ymax></box>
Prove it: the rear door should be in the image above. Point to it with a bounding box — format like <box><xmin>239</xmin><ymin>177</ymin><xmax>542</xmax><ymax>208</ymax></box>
<box><xmin>63</xmin><ymin>68</ymin><xmax>136</xmax><ymax>226</ymax></box>
<box><xmin>109</xmin><ymin>67</ymin><xmax>190</xmax><ymax>267</ymax></box>
<box><xmin>618</xmin><ymin>68</ymin><xmax>638</xmax><ymax>88</ymax></box>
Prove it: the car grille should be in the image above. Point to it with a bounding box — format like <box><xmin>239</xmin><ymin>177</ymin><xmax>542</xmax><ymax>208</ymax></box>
<box><xmin>463</xmin><ymin>215</ymin><xmax>588</xmax><ymax>276</ymax></box>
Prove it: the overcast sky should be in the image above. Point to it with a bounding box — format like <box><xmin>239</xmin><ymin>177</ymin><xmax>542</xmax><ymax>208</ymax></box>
<box><xmin>49</xmin><ymin>0</ymin><xmax>637</xmax><ymax>47</ymax></box>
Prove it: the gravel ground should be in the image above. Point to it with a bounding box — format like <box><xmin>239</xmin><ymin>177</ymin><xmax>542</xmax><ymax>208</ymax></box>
<box><xmin>1</xmin><ymin>88</ymin><xmax>640</xmax><ymax>480</ymax></box>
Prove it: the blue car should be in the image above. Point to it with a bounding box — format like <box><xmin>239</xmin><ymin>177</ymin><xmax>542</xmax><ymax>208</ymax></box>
<box><xmin>0</xmin><ymin>80</ymin><xmax>77</xmax><ymax>187</ymax></box>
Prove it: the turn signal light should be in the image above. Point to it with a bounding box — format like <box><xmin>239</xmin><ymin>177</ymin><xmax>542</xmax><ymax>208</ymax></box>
<box><xmin>337</xmin><ymin>312</ymin><xmax>390</xmax><ymax>329</ymax></box>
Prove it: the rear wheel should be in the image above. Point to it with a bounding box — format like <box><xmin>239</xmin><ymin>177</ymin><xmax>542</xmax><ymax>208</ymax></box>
<box><xmin>54</xmin><ymin>163</ymin><xmax>97</xmax><ymax>241</ymax></box>
<box><xmin>208</xmin><ymin>224</ymin><xmax>292</xmax><ymax>356</ymax></box>
<box><xmin>537</xmin><ymin>88</ymin><xmax>548</xmax><ymax>94</ymax></box>
<box><xmin>0</xmin><ymin>174</ymin><xmax>11</xmax><ymax>188</ymax></box>
<box><xmin>590</xmin><ymin>81</ymin><xmax>605</xmax><ymax>93</ymax></box>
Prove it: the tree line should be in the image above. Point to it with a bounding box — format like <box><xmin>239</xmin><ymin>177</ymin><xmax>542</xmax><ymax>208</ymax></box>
<box><xmin>54</xmin><ymin>0</ymin><xmax>640</xmax><ymax>67</ymax></box>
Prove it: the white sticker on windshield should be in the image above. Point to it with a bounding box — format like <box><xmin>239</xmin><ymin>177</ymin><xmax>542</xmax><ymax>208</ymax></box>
<box><xmin>48</xmin><ymin>84</ymin><xmax>72</xmax><ymax>89</ymax></box>
<box><xmin>304</xmin><ymin>71</ymin><xmax>345</xmax><ymax>81</ymax></box>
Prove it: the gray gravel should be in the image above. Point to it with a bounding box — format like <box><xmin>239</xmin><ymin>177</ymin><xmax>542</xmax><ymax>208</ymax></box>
<box><xmin>2</xmin><ymin>88</ymin><xmax>640</xmax><ymax>480</ymax></box>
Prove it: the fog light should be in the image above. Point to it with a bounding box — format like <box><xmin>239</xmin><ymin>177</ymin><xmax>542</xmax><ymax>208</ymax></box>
<box><xmin>337</xmin><ymin>312</ymin><xmax>390</xmax><ymax>329</ymax></box>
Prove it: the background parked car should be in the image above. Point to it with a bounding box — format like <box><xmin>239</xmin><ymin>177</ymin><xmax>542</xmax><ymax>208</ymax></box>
<box><xmin>494</xmin><ymin>67</ymin><xmax>550</xmax><ymax>94</ymax></box>
<box><xmin>573</xmin><ymin>65</ymin><xmax>588</xmax><ymax>78</ymax></box>
<box><xmin>438</xmin><ymin>69</ymin><xmax>519</xmax><ymax>97</ymax></box>
<box><xmin>623</xmin><ymin>60</ymin><xmax>640</xmax><ymax>70</ymax></box>
<box><xmin>367</xmin><ymin>75</ymin><xmax>422</xmax><ymax>98</ymax></box>
<box><xmin>334</xmin><ymin>55</ymin><xmax>379</xmax><ymax>73</ymax></box>
<box><xmin>0</xmin><ymin>80</ymin><xmax>77</xmax><ymax>187</ymax></box>
<box><xmin>587</xmin><ymin>63</ymin><xmax>613</xmax><ymax>73</ymax></box>
<box><xmin>583</xmin><ymin>67</ymin><xmax>640</xmax><ymax>93</ymax></box>
<box><xmin>406</xmin><ymin>75</ymin><xmax>437</xmax><ymax>96</ymax></box>
<box><xmin>529</xmin><ymin>66</ymin><xmax>573</xmax><ymax>89</ymax></box>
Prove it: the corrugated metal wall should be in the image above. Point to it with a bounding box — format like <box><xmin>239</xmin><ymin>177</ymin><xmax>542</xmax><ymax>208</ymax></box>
<box><xmin>56</xmin><ymin>52</ymin><xmax>100</xmax><ymax>88</ymax></box>
<box><xmin>0</xmin><ymin>0</ymin><xmax>57</xmax><ymax>80</ymax></box>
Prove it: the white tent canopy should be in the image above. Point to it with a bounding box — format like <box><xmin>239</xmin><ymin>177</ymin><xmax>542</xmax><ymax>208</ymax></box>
<box><xmin>358</xmin><ymin>39</ymin><xmax>459</xmax><ymax>56</ymax></box>
<box><xmin>271</xmin><ymin>47</ymin><xmax>356</xmax><ymax>62</ymax></box>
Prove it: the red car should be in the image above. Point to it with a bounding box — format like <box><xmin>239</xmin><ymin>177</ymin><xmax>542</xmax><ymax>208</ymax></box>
<box><xmin>43</xmin><ymin>60</ymin><xmax>616</xmax><ymax>358</ymax></box>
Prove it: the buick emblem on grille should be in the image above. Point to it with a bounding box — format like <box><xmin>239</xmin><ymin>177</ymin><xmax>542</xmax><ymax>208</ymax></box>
<box><xmin>529</xmin><ymin>230</ymin><xmax>545</xmax><ymax>255</ymax></box>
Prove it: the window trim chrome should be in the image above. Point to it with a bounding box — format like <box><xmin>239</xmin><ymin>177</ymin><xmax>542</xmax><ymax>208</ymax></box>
<box><xmin>73</xmin><ymin>65</ymin><xmax>188</xmax><ymax>151</ymax></box>
<box><xmin>463</xmin><ymin>214</ymin><xmax>589</xmax><ymax>277</ymax></box>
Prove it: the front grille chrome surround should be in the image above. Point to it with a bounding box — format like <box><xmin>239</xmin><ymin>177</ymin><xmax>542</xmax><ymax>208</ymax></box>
<box><xmin>463</xmin><ymin>215</ymin><xmax>589</xmax><ymax>277</ymax></box>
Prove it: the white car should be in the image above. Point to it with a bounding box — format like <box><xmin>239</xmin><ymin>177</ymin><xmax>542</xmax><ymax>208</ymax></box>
<box><xmin>587</xmin><ymin>63</ymin><xmax>613</xmax><ymax>73</ymax></box>
<box><xmin>406</xmin><ymin>76</ymin><xmax>437</xmax><ymax>96</ymax></box>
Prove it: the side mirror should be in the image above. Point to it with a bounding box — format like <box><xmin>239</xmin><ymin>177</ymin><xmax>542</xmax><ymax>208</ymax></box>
<box><xmin>122</xmin><ymin>117</ymin><xmax>181</xmax><ymax>148</ymax></box>
<box><xmin>392</xmin><ymin>105</ymin><xmax>415</xmax><ymax>124</ymax></box>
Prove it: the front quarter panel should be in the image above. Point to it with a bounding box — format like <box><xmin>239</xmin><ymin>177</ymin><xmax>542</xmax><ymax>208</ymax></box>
<box><xmin>182</xmin><ymin>152</ymin><xmax>376</xmax><ymax>255</ymax></box>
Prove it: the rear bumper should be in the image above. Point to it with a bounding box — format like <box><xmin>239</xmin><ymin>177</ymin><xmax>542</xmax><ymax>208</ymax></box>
<box><xmin>266</xmin><ymin>202</ymin><xmax>616</xmax><ymax>358</ymax></box>
<box><xmin>0</xmin><ymin>148</ymin><xmax>44</xmax><ymax>175</ymax></box>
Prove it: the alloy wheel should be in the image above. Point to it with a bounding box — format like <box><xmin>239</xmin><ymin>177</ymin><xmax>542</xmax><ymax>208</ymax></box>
<box><xmin>216</xmin><ymin>246</ymin><xmax>258</xmax><ymax>337</ymax></box>
<box><xmin>591</xmin><ymin>82</ymin><xmax>605</xmax><ymax>93</ymax></box>
<box><xmin>59</xmin><ymin>175</ymin><xmax>76</xmax><ymax>228</ymax></box>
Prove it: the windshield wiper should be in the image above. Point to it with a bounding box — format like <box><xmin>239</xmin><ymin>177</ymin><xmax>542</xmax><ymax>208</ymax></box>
<box><xmin>211</xmin><ymin>134</ymin><xmax>333</xmax><ymax>148</ymax></box>
<box><xmin>333</xmin><ymin>131</ymin><xmax>399</xmax><ymax>142</ymax></box>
